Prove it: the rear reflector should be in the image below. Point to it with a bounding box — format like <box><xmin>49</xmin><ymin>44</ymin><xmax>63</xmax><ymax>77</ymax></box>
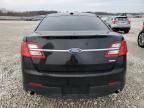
<box><xmin>112</xmin><ymin>20</ymin><xmax>117</xmax><ymax>24</ymax></box>
<box><xmin>105</xmin><ymin>40</ymin><xmax>127</xmax><ymax>58</ymax></box>
<box><xmin>108</xmin><ymin>80</ymin><xmax>120</xmax><ymax>86</ymax></box>
<box><xmin>29</xmin><ymin>82</ymin><xmax>43</xmax><ymax>87</ymax></box>
<box><xmin>21</xmin><ymin>41</ymin><xmax>45</xmax><ymax>59</ymax></box>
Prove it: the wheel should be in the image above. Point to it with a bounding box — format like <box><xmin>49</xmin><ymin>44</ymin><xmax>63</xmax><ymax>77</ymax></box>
<box><xmin>112</xmin><ymin>28</ymin><xmax>119</xmax><ymax>33</ymax></box>
<box><xmin>124</xmin><ymin>29</ymin><xmax>130</xmax><ymax>34</ymax></box>
<box><xmin>137</xmin><ymin>32</ymin><xmax>144</xmax><ymax>48</ymax></box>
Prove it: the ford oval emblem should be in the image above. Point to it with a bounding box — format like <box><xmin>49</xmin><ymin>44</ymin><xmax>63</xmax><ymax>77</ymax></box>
<box><xmin>68</xmin><ymin>48</ymin><xmax>82</xmax><ymax>54</ymax></box>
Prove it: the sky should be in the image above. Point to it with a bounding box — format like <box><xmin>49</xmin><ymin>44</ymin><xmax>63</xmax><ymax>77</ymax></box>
<box><xmin>0</xmin><ymin>0</ymin><xmax>144</xmax><ymax>13</ymax></box>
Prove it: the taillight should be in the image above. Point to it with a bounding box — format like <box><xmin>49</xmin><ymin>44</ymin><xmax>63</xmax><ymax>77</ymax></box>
<box><xmin>21</xmin><ymin>42</ymin><xmax>30</xmax><ymax>57</ymax></box>
<box><xmin>105</xmin><ymin>40</ymin><xmax>127</xmax><ymax>58</ymax></box>
<box><xmin>112</xmin><ymin>20</ymin><xmax>117</xmax><ymax>24</ymax></box>
<box><xmin>119</xmin><ymin>40</ymin><xmax>128</xmax><ymax>56</ymax></box>
<box><xmin>108</xmin><ymin>80</ymin><xmax>120</xmax><ymax>86</ymax></box>
<box><xmin>21</xmin><ymin>41</ymin><xmax>45</xmax><ymax>59</ymax></box>
<box><xmin>128</xmin><ymin>20</ymin><xmax>131</xmax><ymax>24</ymax></box>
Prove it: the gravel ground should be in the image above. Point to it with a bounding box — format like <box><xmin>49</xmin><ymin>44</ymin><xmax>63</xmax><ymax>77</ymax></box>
<box><xmin>0</xmin><ymin>18</ymin><xmax>144</xmax><ymax>108</ymax></box>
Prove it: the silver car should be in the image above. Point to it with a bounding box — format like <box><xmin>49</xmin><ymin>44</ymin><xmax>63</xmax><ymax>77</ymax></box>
<box><xmin>105</xmin><ymin>16</ymin><xmax>131</xmax><ymax>33</ymax></box>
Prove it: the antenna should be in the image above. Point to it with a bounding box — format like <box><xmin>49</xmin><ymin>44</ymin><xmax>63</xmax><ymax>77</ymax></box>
<box><xmin>70</xmin><ymin>12</ymin><xmax>74</xmax><ymax>15</ymax></box>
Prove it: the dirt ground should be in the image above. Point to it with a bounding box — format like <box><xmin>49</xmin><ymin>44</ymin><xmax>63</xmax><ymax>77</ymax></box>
<box><xmin>0</xmin><ymin>18</ymin><xmax>144</xmax><ymax>108</ymax></box>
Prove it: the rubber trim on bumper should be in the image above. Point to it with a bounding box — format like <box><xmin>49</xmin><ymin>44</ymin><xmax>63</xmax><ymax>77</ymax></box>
<box><xmin>24</xmin><ymin>68</ymin><xmax>124</xmax><ymax>78</ymax></box>
<box><xmin>24</xmin><ymin>82</ymin><xmax>121</xmax><ymax>98</ymax></box>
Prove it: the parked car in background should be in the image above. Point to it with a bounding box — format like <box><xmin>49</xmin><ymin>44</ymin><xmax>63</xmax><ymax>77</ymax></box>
<box><xmin>105</xmin><ymin>16</ymin><xmax>131</xmax><ymax>33</ymax></box>
<box><xmin>137</xmin><ymin>22</ymin><xmax>144</xmax><ymax>48</ymax></box>
<box><xmin>21</xmin><ymin>13</ymin><xmax>127</xmax><ymax>98</ymax></box>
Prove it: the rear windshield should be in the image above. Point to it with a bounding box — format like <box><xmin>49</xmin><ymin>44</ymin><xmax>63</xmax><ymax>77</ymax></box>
<box><xmin>115</xmin><ymin>17</ymin><xmax>128</xmax><ymax>21</ymax></box>
<box><xmin>36</xmin><ymin>16</ymin><xmax>109</xmax><ymax>31</ymax></box>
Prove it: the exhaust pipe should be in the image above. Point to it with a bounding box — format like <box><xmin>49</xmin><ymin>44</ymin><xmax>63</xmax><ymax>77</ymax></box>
<box><xmin>30</xmin><ymin>91</ymin><xmax>35</xmax><ymax>95</ymax></box>
<box><xmin>115</xmin><ymin>90</ymin><xmax>120</xmax><ymax>94</ymax></box>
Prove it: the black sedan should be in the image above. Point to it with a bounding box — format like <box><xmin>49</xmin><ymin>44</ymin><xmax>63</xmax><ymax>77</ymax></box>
<box><xmin>21</xmin><ymin>13</ymin><xmax>127</xmax><ymax>98</ymax></box>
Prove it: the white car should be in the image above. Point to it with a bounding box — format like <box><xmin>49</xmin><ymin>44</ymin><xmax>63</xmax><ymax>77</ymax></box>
<box><xmin>105</xmin><ymin>16</ymin><xmax>131</xmax><ymax>33</ymax></box>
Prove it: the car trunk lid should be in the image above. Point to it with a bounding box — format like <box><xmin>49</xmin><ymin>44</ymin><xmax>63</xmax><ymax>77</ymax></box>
<box><xmin>26</xmin><ymin>31</ymin><xmax>122</xmax><ymax>73</ymax></box>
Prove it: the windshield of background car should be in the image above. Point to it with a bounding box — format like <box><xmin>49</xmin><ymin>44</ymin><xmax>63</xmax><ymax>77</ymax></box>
<box><xmin>115</xmin><ymin>17</ymin><xmax>128</xmax><ymax>21</ymax></box>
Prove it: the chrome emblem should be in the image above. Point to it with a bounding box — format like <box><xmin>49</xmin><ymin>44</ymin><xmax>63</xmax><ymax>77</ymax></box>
<box><xmin>68</xmin><ymin>48</ymin><xmax>82</xmax><ymax>54</ymax></box>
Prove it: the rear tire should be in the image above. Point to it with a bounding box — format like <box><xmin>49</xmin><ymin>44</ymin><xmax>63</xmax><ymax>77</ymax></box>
<box><xmin>124</xmin><ymin>29</ymin><xmax>130</xmax><ymax>34</ymax></box>
<box><xmin>112</xmin><ymin>28</ymin><xmax>120</xmax><ymax>33</ymax></box>
<box><xmin>137</xmin><ymin>32</ymin><xmax>144</xmax><ymax>48</ymax></box>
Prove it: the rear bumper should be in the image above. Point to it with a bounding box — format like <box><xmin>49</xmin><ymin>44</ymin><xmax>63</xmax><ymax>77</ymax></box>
<box><xmin>112</xmin><ymin>27</ymin><xmax>130</xmax><ymax>30</ymax></box>
<box><xmin>24</xmin><ymin>82</ymin><xmax>122</xmax><ymax>98</ymax></box>
<box><xmin>22</xmin><ymin>68</ymin><xmax>126</xmax><ymax>98</ymax></box>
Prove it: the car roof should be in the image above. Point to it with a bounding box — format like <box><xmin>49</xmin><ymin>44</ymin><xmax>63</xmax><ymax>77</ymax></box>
<box><xmin>46</xmin><ymin>12</ymin><xmax>97</xmax><ymax>17</ymax></box>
